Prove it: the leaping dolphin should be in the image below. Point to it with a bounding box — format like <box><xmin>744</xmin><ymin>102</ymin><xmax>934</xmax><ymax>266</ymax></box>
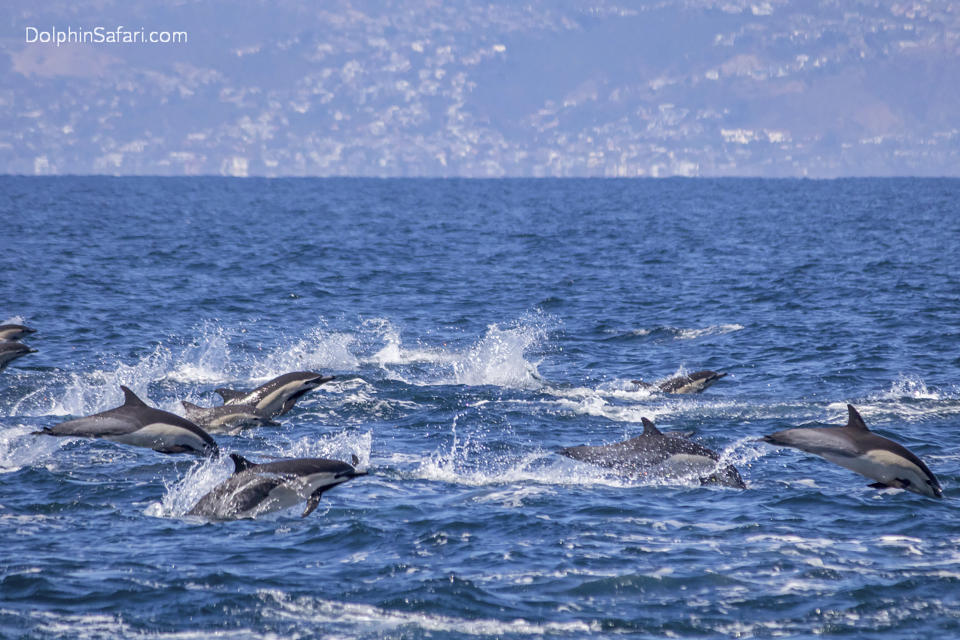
<box><xmin>215</xmin><ymin>372</ymin><xmax>335</xmax><ymax>417</ymax></box>
<box><xmin>762</xmin><ymin>404</ymin><xmax>942</xmax><ymax>498</ymax></box>
<box><xmin>559</xmin><ymin>418</ymin><xmax>746</xmax><ymax>488</ymax></box>
<box><xmin>35</xmin><ymin>386</ymin><xmax>219</xmax><ymax>456</ymax></box>
<box><xmin>0</xmin><ymin>341</ymin><xmax>36</xmax><ymax>371</ymax></box>
<box><xmin>180</xmin><ymin>401</ymin><xmax>280</xmax><ymax>434</ymax></box>
<box><xmin>0</xmin><ymin>324</ymin><xmax>36</xmax><ymax>342</ymax></box>
<box><xmin>631</xmin><ymin>370</ymin><xmax>727</xmax><ymax>394</ymax></box>
<box><xmin>187</xmin><ymin>453</ymin><xmax>366</xmax><ymax>520</ymax></box>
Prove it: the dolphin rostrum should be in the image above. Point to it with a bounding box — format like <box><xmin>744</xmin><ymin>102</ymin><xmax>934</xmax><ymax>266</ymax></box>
<box><xmin>215</xmin><ymin>372</ymin><xmax>335</xmax><ymax>417</ymax></box>
<box><xmin>187</xmin><ymin>453</ymin><xmax>366</xmax><ymax>520</ymax></box>
<box><xmin>0</xmin><ymin>324</ymin><xmax>36</xmax><ymax>342</ymax></box>
<box><xmin>35</xmin><ymin>386</ymin><xmax>219</xmax><ymax>456</ymax></box>
<box><xmin>180</xmin><ymin>401</ymin><xmax>280</xmax><ymax>434</ymax></box>
<box><xmin>0</xmin><ymin>341</ymin><xmax>37</xmax><ymax>371</ymax></box>
<box><xmin>631</xmin><ymin>370</ymin><xmax>727</xmax><ymax>394</ymax></box>
<box><xmin>559</xmin><ymin>418</ymin><xmax>745</xmax><ymax>488</ymax></box>
<box><xmin>762</xmin><ymin>404</ymin><xmax>942</xmax><ymax>498</ymax></box>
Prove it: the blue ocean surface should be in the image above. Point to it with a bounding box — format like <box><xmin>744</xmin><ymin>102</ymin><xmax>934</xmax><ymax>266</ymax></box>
<box><xmin>1</xmin><ymin>177</ymin><xmax>959</xmax><ymax>638</ymax></box>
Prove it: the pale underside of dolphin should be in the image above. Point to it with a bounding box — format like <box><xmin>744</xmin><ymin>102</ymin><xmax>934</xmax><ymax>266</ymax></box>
<box><xmin>762</xmin><ymin>404</ymin><xmax>942</xmax><ymax>498</ymax></box>
<box><xmin>188</xmin><ymin>453</ymin><xmax>366</xmax><ymax>520</ymax></box>
<box><xmin>35</xmin><ymin>386</ymin><xmax>219</xmax><ymax>456</ymax></box>
<box><xmin>180</xmin><ymin>400</ymin><xmax>280</xmax><ymax>434</ymax></box>
<box><xmin>559</xmin><ymin>418</ymin><xmax>746</xmax><ymax>488</ymax></box>
<box><xmin>0</xmin><ymin>341</ymin><xmax>36</xmax><ymax>371</ymax></box>
<box><xmin>0</xmin><ymin>324</ymin><xmax>36</xmax><ymax>342</ymax></box>
<box><xmin>631</xmin><ymin>370</ymin><xmax>727</xmax><ymax>394</ymax></box>
<box><xmin>215</xmin><ymin>372</ymin><xmax>335</xmax><ymax>417</ymax></box>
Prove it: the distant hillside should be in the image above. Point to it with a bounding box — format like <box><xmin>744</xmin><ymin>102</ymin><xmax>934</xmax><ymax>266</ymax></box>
<box><xmin>3</xmin><ymin>0</ymin><xmax>958</xmax><ymax>176</ymax></box>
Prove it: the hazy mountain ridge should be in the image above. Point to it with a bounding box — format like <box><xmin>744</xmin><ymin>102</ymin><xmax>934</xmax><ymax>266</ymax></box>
<box><xmin>3</xmin><ymin>0</ymin><xmax>958</xmax><ymax>176</ymax></box>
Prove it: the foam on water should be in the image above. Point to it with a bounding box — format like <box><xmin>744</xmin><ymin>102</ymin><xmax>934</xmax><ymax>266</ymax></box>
<box><xmin>674</xmin><ymin>323</ymin><xmax>744</xmax><ymax>340</ymax></box>
<box><xmin>258</xmin><ymin>589</ymin><xmax>602</xmax><ymax>636</ymax></box>
<box><xmin>14</xmin><ymin>610</ymin><xmax>268</xmax><ymax>640</ymax></box>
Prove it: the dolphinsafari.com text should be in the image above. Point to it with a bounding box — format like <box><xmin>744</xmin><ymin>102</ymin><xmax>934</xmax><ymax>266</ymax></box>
<box><xmin>25</xmin><ymin>26</ymin><xmax>188</xmax><ymax>46</ymax></box>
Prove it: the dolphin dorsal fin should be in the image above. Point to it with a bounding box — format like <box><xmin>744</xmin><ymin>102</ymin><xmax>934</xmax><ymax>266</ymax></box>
<box><xmin>846</xmin><ymin>404</ymin><xmax>870</xmax><ymax>431</ymax></box>
<box><xmin>120</xmin><ymin>386</ymin><xmax>148</xmax><ymax>408</ymax></box>
<box><xmin>641</xmin><ymin>418</ymin><xmax>662</xmax><ymax>436</ymax></box>
<box><xmin>181</xmin><ymin>400</ymin><xmax>201</xmax><ymax>411</ymax></box>
<box><xmin>351</xmin><ymin>454</ymin><xmax>360</xmax><ymax>466</ymax></box>
<box><xmin>215</xmin><ymin>388</ymin><xmax>247</xmax><ymax>402</ymax></box>
<box><xmin>229</xmin><ymin>453</ymin><xmax>255</xmax><ymax>474</ymax></box>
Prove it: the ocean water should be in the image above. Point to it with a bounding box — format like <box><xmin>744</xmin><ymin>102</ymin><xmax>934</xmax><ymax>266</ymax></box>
<box><xmin>1</xmin><ymin>176</ymin><xmax>959</xmax><ymax>638</ymax></box>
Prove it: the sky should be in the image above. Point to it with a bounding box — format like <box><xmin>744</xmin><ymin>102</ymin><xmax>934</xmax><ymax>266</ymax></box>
<box><xmin>3</xmin><ymin>0</ymin><xmax>959</xmax><ymax>177</ymax></box>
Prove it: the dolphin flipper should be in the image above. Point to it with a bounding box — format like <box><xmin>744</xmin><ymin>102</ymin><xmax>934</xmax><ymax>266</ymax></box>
<box><xmin>302</xmin><ymin>495</ymin><xmax>322</xmax><ymax>517</ymax></box>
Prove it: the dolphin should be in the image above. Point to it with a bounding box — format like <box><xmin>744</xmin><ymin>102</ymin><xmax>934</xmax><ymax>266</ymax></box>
<box><xmin>0</xmin><ymin>324</ymin><xmax>36</xmax><ymax>341</ymax></box>
<box><xmin>215</xmin><ymin>372</ymin><xmax>335</xmax><ymax>417</ymax></box>
<box><xmin>631</xmin><ymin>370</ymin><xmax>727</xmax><ymax>394</ymax></box>
<box><xmin>35</xmin><ymin>386</ymin><xmax>219</xmax><ymax>456</ymax></box>
<box><xmin>187</xmin><ymin>453</ymin><xmax>367</xmax><ymax>520</ymax></box>
<box><xmin>559</xmin><ymin>418</ymin><xmax>746</xmax><ymax>488</ymax></box>
<box><xmin>762</xmin><ymin>404</ymin><xmax>942</xmax><ymax>498</ymax></box>
<box><xmin>0</xmin><ymin>341</ymin><xmax>36</xmax><ymax>371</ymax></box>
<box><xmin>180</xmin><ymin>401</ymin><xmax>280</xmax><ymax>434</ymax></box>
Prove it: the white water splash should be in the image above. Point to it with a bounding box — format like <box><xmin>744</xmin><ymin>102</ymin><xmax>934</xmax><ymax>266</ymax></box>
<box><xmin>0</xmin><ymin>424</ymin><xmax>63</xmax><ymax>472</ymax></box>
<box><xmin>674</xmin><ymin>323</ymin><xmax>744</xmax><ymax>340</ymax></box>
<box><xmin>164</xmin><ymin>322</ymin><xmax>238</xmax><ymax>384</ymax></box>
<box><xmin>875</xmin><ymin>374</ymin><xmax>942</xmax><ymax>401</ymax></box>
<box><xmin>252</xmin><ymin>325</ymin><xmax>360</xmax><ymax>380</ymax></box>
<box><xmin>143</xmin><ymin>456</ymin><xmax>231</xmax><ymax>519</ymax></box>
<box><xmin>268</xmin><ymin>430</ymin><xmax>373</xmax><ymax>471</ymax></box>
<box><xmin>451</xmin><ymin>319</ymin><xmax>547</xmax><ymax>389</ymax></box>
<box><xmin>363</xmin><ymin>317</ymin><xmax>454</xmax><ymax>367</ymax></box>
